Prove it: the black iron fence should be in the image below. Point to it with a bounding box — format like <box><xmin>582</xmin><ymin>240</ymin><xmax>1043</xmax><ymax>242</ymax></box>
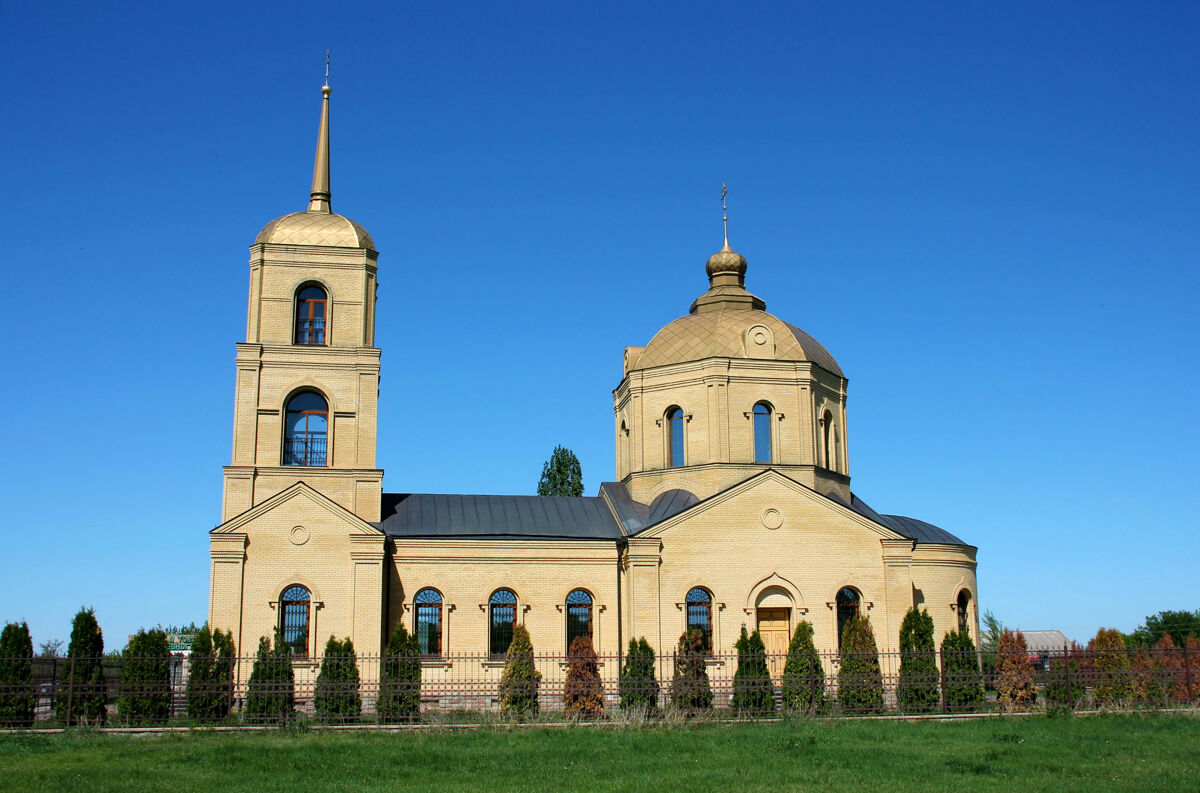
<box><xmin>0</xmin><ymin>645</ymin><xmax>1195</xmax><ymax>729</ymax></box>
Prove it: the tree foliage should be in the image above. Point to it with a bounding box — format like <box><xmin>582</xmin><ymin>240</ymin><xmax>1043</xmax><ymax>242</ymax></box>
<box><xmin>186</xmin><ymin>625</ymin><xmax>236</xmax><ymax>721</ymax></box>
<box><xmin>1043</xmin><ymin>641</ymin><xmax>1087</xmax><ymax>709</ymax></box>
<box><xmin>244</xmin><ymin>631</ymin><xmax>295</xmax><ymax>724</ymax></box>
<box><xmin>671</xmin><ymin>629</ymin><xmax>713</xmax><ymax>713</ymax></box>
<box><xmin>378</xmin><ymin>622</ymin><xmax>422</xmax><ymax>723</ymax></box>
<box><xmin>731</xmin><ymin>628</ymin><xmax>775</xmax><ymax>715</ymax></box>
<box><xmin>940</xmin><ymin>630</ymin><xmax>984</xmax><ymax>712</ymax></box>
<box><xmin>781</xmin><ymin>620</ymin><xmax>824</xmax><ymax>714</ymax></box>
<box><xmin>116</xmin><ymin>629</ymin><xmax>171</xmax><ymax>725</ymax></box>
<box><xmin>56</xmin><ymin>607</ymin><xmax>107</xmax><ymax>725</ymax></box>
<box><xmin>498</xmin><ymin>624</ymin><xmax>541</xmax><ymax>718</ymax></box>
<box><xmin>563</xmin><ymin>636</ymin><xmax>604</xmax><ymax>718</ymax></box>
<box><xmin>837</xmin><ymin>615</ymin><xmax>883</xmax><ymax>714</ymax></box>
<box><xmin>619</xmin><ymin>637</ymin><xmax>658</xmax><ymax>713</ymax></box>
<box><xmin>314</xmin><ymin>636</ymin><xmax>362</xmax><ymax>723</ymax></box>
<box><xmin>536</xmin><ymin>445</ymin><xmax>584</xmax><ymax>497</ymax></box>
<box><xmin>896</xmin><ymin>607</ymin><xmax>939</xmax><ymax>713</ymax></box>
<box><xmin>1090</xmin><ymin>627</ymin><xmax>1133</xmax><ymax>707</ymax></box>
<box><xmin>1125</xmin><ymin>610</ymin><xmax>1200</xmax><ymax>649</ymax></box>
<box><xmin>0</xmin><ymin>622</ymin><xmax>35</xmax><ymax>727</ymax></box>
<box><xmin>994</xmin><ymin>629</ymin><xmax>1037</xmax><ymax>712</ymax></box>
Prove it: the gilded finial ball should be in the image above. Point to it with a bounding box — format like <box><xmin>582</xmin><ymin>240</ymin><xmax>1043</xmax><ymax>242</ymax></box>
<box><xmin>706</xmin><ymin>245</ymin><xmax>748</xmax><ymax>277</ymax></box>
<box><xmin>322</xmin><ymin>84</ymin><xmax>331</xmax><ymax>96</ymax></box>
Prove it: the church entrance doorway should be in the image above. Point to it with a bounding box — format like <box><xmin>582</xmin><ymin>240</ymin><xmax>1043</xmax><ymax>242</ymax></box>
<box><xmin>756</xmin><ymin>607</ymin><xmax>790</xmax><ymax>682</ymax></box>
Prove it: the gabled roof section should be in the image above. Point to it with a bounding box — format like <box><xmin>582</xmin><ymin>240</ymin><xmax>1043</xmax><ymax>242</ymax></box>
<box><xmin>376</xmin><ymin>493</ymin><xmax>624</xmax><ymax>540</ymax></box>
<box><xmin>211</xmin><ymin>482</ymin><xmax>382</xmax><ymax>535</ymax></box>
<box><xmin>826</xmin><ymin>492</ymin><xmax>970</xmax><ymax>547</ymax></box>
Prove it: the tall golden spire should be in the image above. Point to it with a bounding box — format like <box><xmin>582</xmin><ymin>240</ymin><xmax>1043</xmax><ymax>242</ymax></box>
<box><xmin>307</xmin><ymin>52</ymin><xmax>332</xmax><ymax>213</ymax></box>
<box><xmin>721</xmin><ymin>181</ymin><xmax>731</xmax><ymax>251</ymax></box>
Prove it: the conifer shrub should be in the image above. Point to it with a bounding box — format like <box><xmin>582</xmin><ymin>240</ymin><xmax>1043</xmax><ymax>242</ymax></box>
<box><xmin>1043</xmin><ymin>642</ymin><xmax>1087</xmax><ymax>709</ymax></box>
<box><xmin>244</xmin><ymin>631</ymin><xmax>295</xmax><ymax>724</ymax></box>
<box><xmin>781</xmin><ymin>620</ymin><xmax>825</xmax><ymax>714</ymax></box>
<box><xmin>671</xmin><ymin>629</ymin><xmax>713</xmax><ymax>713</ymax></box>
<box><xmin>1132</xmin><ymin>633</ymin><xmax>1182</xmax><ymax>706</ymax></box>
<box><xmin>837</xmin><ymin>615</ymin><xmax>884</xmax><ymax>714</ymax></box>
<box><xmin>994</xmin><ymin>629</ymin><xmax>1036</xmax><ymax>712</ymax></box>
<box><xmin>314</xmin><ymin>636</ymin><xmax>362</xmax><ymax>723</ymax></box>
<box><xmin>55</xmin><ymin>607</ymin><xmax>107</xmax><ymax>725</ymax></box>
<box><xmin>896</xmin><ymin>607</ymin><xmax>939</xmax><ymax>713</ymax></box>
<box><xmin>619</xmin><ymin>637</ymin><xmax>658</xmax><ymax>713</ymax></box>
<box><xmin>1090</xmin><ymin>627</ymin><xmax>1133</xmax><ymax>707</ymax></box>
<box><xmin>498</xmin><ymin>624</ymin><xmax>541</xmax><ymax>718</ymax></box>
<box><xmin>378</xmin><ymin>622</ymin><xmax>421</xmax><ymax>723</ymax></box>
<box><xmin>731</xmin><ymin>628</ymin><xmax>775</xmax><ymax>715</ymax></box>
<box><xmin>563</xmin><ymin>636</ymin><xmax>604</xmax><ymax>718</ymax></box>
<box><xmin>186</xmin><ymin>625</ymin><xmax>236</xmax><ymax>722</ymax></box>
<box><xmin>940</xmin><ymin>630</ymin><xmax>984</xmax><ymax>712</ymax></box>
<box><xmin>116</xmin><ymin>629</ymin><xmax>171</xmax><ymax>725</ymax></box>
<box><xmin>0</xmin><ymin>622</ymin><xmax>35</xmax><ymax>728</ymax></box>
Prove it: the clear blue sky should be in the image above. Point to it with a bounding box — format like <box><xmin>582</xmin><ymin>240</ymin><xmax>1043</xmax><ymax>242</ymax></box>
<box><xmin>2</xmin><ymin>1</ymin><xmax>1197</xmax><ymax>650</ymax></box>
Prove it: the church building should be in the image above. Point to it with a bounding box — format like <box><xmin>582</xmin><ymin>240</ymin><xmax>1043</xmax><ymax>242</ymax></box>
<box><xmin>208</xmin><ymin>79</ymin><xmax>980</xmax><ymax>691</ymax></box>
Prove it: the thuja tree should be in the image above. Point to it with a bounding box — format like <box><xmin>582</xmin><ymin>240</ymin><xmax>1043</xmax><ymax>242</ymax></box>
<box><xmin>1091</xmin><ymin>627</ymin><xmax>1133</xmax><ymax>707</ymax></box>
<box><xmin>56</xmin><ymin>607</ymin><xmax>107</xmax><ymax>725</ymax></box>
<box><xmin>186</xmin><ymin>625</ymin><xmax>236</xmax><ymax>721</ymax></box>
<box><xmin>244</xmin><ymin>631</ymin><xmax>295</xmax><ymax>724</ymax></box>
<box><xmin>838</xmin><ymin>615</ymin><xmax>884</xmax><ymax>714</ymax></box>
<box><xmin>994</xmin><ymin>629</ymin><xmax>1037</xmax><ymax>712</ymax></box>
<box><xmin>940</xmin><ymin>630</ymin><xmax>984</xmax><ymax>712</ymax></box>
<box><xmin>619</xmin><ymin>637</ymin><xmax>658</xmax><ymax>713</ymax></box>
<box><xmin>314</xmin><ymin>636</ymin><xmax>362</xmax><ymax>723</ymax></box>
<box><xmin>1044</xmin><ymin>642</ymin><xmax>1087</xmax><ymax>708</ymax></box>
<box><xmin>498</xmin><ymin>624</ymin><xmax>541</xmax><ymax>718</ymax></box>
<box><xmin>896</xmin><ymin>607</ymin><xmax>939</xmax><ymax>714</ymax></box>
<box><xmin>563</xmin><ymin>636</ymin><xmax>604</xmax><ymax>718</ymax></box>
<box><xmin>116</xmin><ymin>629</ymin><xmax>171</xmax><ymax>725</ymax></box>
<box><xmin>378</xmin><ymin>623</ymin><xmax>421</xmax><ymax>723</ymax></box>
<box><xmin>671</xmin><ymin>629</ymin><xmax>713</xmax><ymax>713</ymax></box>
<box><xmin>731</xmin><ymin>628</ymin><xmax>775</xmax><ymax>715</ymax></box>
<box><xmin>781</xmin><ymin>620</ymin><xmax>824</xmax><ymax>713</ymax></box>
<box><xmin>0</xmin><ymin>621</ymin><xmax>35</xmax><ymax>727</ymax></box>
<box><xmin>536</xmin><ymin>445</ymin><xmax>584</xmax><ymax>497</ymax></box>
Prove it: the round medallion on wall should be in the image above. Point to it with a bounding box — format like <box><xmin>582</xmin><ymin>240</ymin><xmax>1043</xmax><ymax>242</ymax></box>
<box><xmin>289</xmin><ymin>525</ymin><xmax>310</xmax><ymax>546</ymax></box>
<box><xmin>761</xmin><ymin>508</ymin><xmax>783</xmax><ymax>530</ymax></box>
<box><xmin>752</xmin><ymin>329</ymin><xmax>768</xmax><ymax>345</ymax></box>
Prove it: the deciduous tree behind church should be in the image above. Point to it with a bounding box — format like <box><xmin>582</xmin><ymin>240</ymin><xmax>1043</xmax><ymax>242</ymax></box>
<box><xmin>537</xmin><ymin>446</ymin><xmax>584</xmax><ymax>497</ymax></box>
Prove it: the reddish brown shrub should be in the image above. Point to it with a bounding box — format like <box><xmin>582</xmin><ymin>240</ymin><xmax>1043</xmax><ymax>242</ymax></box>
<box><xmin>563</xmin><ymin>636</ymin><xmax>604</xmax><ymax>718</ymax></box>
<box><xmin>994</xmin><ymin>629</ymin><xmax>1036</xmax><ymax>712</ymax></box>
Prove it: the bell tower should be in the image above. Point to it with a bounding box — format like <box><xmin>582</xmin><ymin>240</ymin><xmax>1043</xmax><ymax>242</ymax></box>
<box><xmin>222</xmin><ymin>73</ymin><xmax>383</xmax><ymax>522</ymax></box>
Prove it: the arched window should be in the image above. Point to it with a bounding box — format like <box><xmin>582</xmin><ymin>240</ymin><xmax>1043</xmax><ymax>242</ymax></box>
<box><xmin>836</xmin><ymin>587</ymin><xmax>861</xmax><ymax>649</ymax></box>
<box><xmin>294</xmin><ymin>285</ymin><xmax>328</xmax><ymax>345</ymax></box>
<box><xmin>284</xmin><ymin>392</ymin><xmax>328</xmax><ymax>466</ymax></box>
<box><xmin>667</xmin><ymin>407</ymin><xmax>685</xmax><ymax>468</ymax></box>
<box><xmin>566</xmin><ymin>589</ymin><xmax>593</xmax><ymax>649</ymax></box>
<box><xmin>489</xmin><ymin>589</ymin><xmax>517</xmax><ymax>657</ymax></box>
<box><xmin>957</xmin><ymin>589</ymin><xmax>972</xmax><ymax>635</ymax></box>
<box><xmin>686</xmin><ymin>587</ymin><xmax>713</xmax><ymax>654</ymax></box>
<box><xmin>280</xmin><ymin>585</ymin><xmax>311</xmax><ymax>657</ymax></box>
<box><xmin>753</xmin><ymin>402</ymin><xmax>773</xmax><ymax>464</ymax></box>
<box><xmin>823</xmin><ymin>410</ymin><xmax>834</xmax><ymax>470</ymax></box>
<box><xmin>415</xmin><ymin>588</ymin><xmax>443</xmax><ymax>656</ymax></box>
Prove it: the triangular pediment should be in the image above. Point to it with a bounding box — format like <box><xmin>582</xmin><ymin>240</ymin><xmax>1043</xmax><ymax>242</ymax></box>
<box><xmin>211</xmin><ymin>482</ymin><xmax>381</xmax><ymax>536</ymax></box>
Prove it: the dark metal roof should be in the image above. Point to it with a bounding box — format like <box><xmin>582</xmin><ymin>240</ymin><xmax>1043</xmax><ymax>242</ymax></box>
<box><xmin>376</xmin><ymin>493</ymin><xmax>624</xmax><ymax>540</ymax></box>
<box><xmin>600</xmin><ymin>482</ymin><xmax>649</xmax><ymax>534</ymax></box>
<box><xmin>829</xmin><ymin>492</ymin><xmax>969</xmax><ymax>547</ymax></box>
<box><xmin>646</xmin><ymin>488</ymin><xmax>700</xmax><ymax>526</ymax></box>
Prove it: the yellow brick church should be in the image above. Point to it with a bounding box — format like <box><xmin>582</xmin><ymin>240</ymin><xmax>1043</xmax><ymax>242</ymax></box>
<box><xmin>207</xmin><ymin>79</ymin><xmax>979</xmax><ymax>686</ymax></box>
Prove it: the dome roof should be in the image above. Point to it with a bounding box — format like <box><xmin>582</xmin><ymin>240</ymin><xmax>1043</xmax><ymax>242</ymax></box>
<box><xmin>637</xmin><ymin>309</ymin><xmax>843</xmax><ymax>376</ymax></box>
<box><xmin>255</xmin><ymin>211</ymin><xmax>374</xmax><ymax>249</ymax></box>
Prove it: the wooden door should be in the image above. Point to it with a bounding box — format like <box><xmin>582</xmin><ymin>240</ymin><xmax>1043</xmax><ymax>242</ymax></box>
<box><xmin>756</xmin><ymin>608</ymin><xmax>791</xmax><ymax>682</ymax></box>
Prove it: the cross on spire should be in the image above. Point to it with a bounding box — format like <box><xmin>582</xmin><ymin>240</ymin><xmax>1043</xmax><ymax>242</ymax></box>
<box><xmin>721</xmin><ymin>181</ymin><xmax>730</xmax><ymax>250</ymax></box>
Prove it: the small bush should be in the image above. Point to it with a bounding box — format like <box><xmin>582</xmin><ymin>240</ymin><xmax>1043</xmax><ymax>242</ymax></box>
<box><xmin>731</xmin><ymin>628</ymin><xmax>775</xmax><ymax>715</ymax></box>
<box><xmin>671</xmin><ymin>629</ymin><xmax>713</xmax><ymax>713</ymax></box>
<box><xmin>0</xmin><ymin>622</ymin><xmax>35</xmax><ymax>727</ymax></box>
<box><xmin>498</xmin><ymin>625</ymin><xmax>541</xmax><ymax>718</ymax></box>
<box><xmin>186</xmin><ymin>625</ymin><xmax>236</xmax><ymax>722</ymax></box>
<box><xmin>1043</xmin><ymin>643</ymin><xmax>1087</xmax><ymax>709</ymax></box>
<box><xmin>244</xmin><ymin>631</ymin><xmax>295</xmax><ymax>724</ymax></box>
<box><xmin>781</xmin><ymin>620</ymin><xmax>825</xmax><ymax>714</ymax></box>
<box><xmin>994</xmin><ymin>629</ymin><xmax>1037</xmax><ymax>712</ymax></box>
<box><xmin>896</xmin><ymin>607</ymin><xmax>939</xmax><ymax>714</ymax></box>
<box><xmin>563</xmin><ymin>636</ymin><xmax>604</xmax><ymax>718</ymax></box>
<box><xmin>940</xmin><ymin>630</ymin><xmax>984</xmax><ymax>712</ymax></box>
<box><xmin>314</xmin><ymin>636</ymin><xmax>362</xmax><ymax>723</ymax></box>
<box><xmin>117</xmin><ymin>629</ymin><xmax>171</xmax><ymax>725</ymax></box>
<box><xmin>55</xmin><ymin>607</ymin><xmax>107</xmax><ymax>725</ymax></box>
<box><xmin>378</xmin><ymin>623</ymin><xmax>421</xmax><ymax>723</ymax></box>
<box><xmin>838</xmin><ymin>615</ymin><xmax>883</xmax><ymax>715</ymax></box>
<box><xmin>619</xmin><ymin>637</ymin><xmax>658</xmax><ymax>713</ymax></box>
<box><xmin>1091</xmin><ymin>627</ymin><xmax>1133</xmax><ymax>708</ymax></box>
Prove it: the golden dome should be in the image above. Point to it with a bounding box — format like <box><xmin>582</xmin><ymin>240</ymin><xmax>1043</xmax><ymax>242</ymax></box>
<box><xmin>636</xmin><ymin>309</ymin><xmax>842</xmax><ymax>376</ymax></box>
<box><xmin>255</xmin><ymin>211</ymin><xmax>375</xmax><ymax>249</ymax></box>
<box><xmin>705</xmin><ymin>242</ymin><xmax>747</xmax><ymax>278</ymax></box>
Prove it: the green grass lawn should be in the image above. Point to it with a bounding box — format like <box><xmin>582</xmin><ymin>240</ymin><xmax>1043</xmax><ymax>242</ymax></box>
<box><xmin>1</xmin><ymin>713</ymin><xmax>1197</xmax><ymax>793</ymax></box>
